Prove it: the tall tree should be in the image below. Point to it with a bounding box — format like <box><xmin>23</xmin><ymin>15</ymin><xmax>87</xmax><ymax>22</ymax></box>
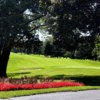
<box><xmin>0</xmin><ymin>0</ymin><xmax>50</xmax><ymax>77</ymax></box>
<box><xmin>92</xmin><ymin>34</ymin><xmax>100</xmax><ymax>60</ymax></box>
<box><xmin>47</xmin><ymin>0</ymin><xmax>100</xmax><ymax>58</ymax></box>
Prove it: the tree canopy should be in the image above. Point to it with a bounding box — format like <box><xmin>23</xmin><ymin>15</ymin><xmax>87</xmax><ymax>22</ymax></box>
<box><xmin>0</xmin><ymin>0</ymin><xmax>50</xmax><ymax>77</ymax></box>
<box><xmin>0</xmin><ymin>0</ymin><xmax>100</xmax><ymax>77</ymax></box>
<box><xmin>45</xmin><ymin>0</ymin><xmax>100</xmax><ymax>58</ymax></box>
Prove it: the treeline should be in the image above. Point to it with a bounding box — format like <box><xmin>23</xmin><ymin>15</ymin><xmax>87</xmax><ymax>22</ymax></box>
<box><xmin>12</xmin><ymin>34</ymin><xmax>100</xmax><ymax>60</ymax></box>
<box><xmin>13</xmin><ymin>0</ymin><xmax>100</xmax><ymax>60</ymax></box>
<box><xmin>0</xmin><ymin>0</ymin><xmax>100</xmax><ymax>77</ymax></box>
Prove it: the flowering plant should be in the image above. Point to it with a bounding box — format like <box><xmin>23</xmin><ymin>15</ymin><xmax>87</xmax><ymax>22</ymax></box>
<box><xmin>0</xmin><ymin>81</ymin><xmax>84</xmax><ymax>91</ymax></box>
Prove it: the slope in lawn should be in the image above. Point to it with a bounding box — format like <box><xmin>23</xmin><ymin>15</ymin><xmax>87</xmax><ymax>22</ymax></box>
<box><xmin>7</xmin><ymin>53</ymin><xmax>100</xmax><ymax>78</ymax></box>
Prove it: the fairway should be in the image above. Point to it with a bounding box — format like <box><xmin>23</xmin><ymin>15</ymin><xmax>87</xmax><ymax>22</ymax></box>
<box><xmin>7</xmin><ymin>53</ymin><xmax>100</xmax><ymax>78</ymax></box>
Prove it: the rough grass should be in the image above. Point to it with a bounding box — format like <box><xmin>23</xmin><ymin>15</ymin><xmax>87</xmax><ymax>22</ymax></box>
<box><xmin>7</xmin><ymin>53</ymin><xmax>100</xmax><ymax>78</ymax></box>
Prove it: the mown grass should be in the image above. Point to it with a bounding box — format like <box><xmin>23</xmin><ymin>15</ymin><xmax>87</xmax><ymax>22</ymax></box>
<box><xmin>7</xmin><ymin>53</ymin><xmax>100</xmax><ymax>78</ymax></box>
<box><xmin>0</xmin><ymin>86</ymin><xmax>100</xmax><ymax>99</ymax></box>
<box><xmin>0</xmin><ymin>53</ymin><xmax>99</xmax><ymax>99</ymax></box>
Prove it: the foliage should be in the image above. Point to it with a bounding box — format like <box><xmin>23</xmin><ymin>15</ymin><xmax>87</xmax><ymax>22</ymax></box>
<box><xmin>64</xmin><ymin>51</ymin><xmax>74</xmax><ymax>58</ymax></box>
<box><xmin>0</xmin><ymin>0</ymin><xmax>100</xmax><ymax>77</ymax></box>
<box><xmin>0</xmin><ymin>0</ymin><xmax>50</xmax><ymax>77</ymax></box>
<box><xmin>44</xmin><ymin>41</ymin><xmax>53</xmax><ymax>56</ymax></box>
<box><xmin>92</xmin><ymin>34</ymin><xmax>100</xmax><ymax>60</ymax></box>
<box><xmin>46</xmin><ymin>0</ymin><xmax>100</xmax><ymax>59</ymax></box>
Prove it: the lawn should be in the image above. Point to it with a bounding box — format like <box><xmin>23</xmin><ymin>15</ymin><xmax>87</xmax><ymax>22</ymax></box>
<box><xmin>0</xmin><ymin>86</ymin><xmax>100</xmax><ymax>99</ymax></box>
<box><xmin>7</xmin><ymin>53</ymin><xmax>100</xmax><ymax>78</ymax></box>
<box><xmin>0</xmin><ymin>52</ymin><xmax>99</xmax><ymax>99</ymax></box>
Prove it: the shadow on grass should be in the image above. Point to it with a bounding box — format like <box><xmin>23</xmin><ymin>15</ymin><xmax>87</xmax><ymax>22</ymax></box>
<box><xmin>26</xmin><ymin>74</ymin><xmax>100</xmax><ymax>86</ymax></box>
<box><xmin>8</xmin><ymin>72</ymin><xmax>31</xmax><ymax>77</ymax></box>
<box><xmin>50</xmin><ymin>74</ymin><xmax>100</xmax><ymax>86</ymax></box>
<box><xmin>7</xmin><ymin>73</ymin><xmax>100</xmax><ymax>86</ymax></box>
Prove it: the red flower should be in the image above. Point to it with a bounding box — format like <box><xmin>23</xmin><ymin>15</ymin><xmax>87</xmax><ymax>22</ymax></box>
<box><xmin>0</xmin><ymin>83</ymin><xmax>16</xmax><ymax>91</ymax></box>
<box><xmin>0</xmin><ymin>81</ymin><xmax>85</xmax><ymax>91</ymax></box>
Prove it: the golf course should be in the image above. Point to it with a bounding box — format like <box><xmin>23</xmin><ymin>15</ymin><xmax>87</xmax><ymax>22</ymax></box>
<box><xmin>0</xmin><ymin>0</ymin><xmax>100</xmax><ymax>99</ymax></box>
<box><xmin>0</xmin><ymin>53</ymin><xmax>100</xmax><ymax>99</ymax></box>
<box><xmin>7</xmin><ymin>53</ymin><xmax>100</xmax><ymax>77</ymax></box>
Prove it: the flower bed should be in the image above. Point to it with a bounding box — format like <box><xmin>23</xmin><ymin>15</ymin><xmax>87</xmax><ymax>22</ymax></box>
<box><xmin>0</xmin><ymin>81</ymin><xmax>85</xmax><ymax>91</ymax></box>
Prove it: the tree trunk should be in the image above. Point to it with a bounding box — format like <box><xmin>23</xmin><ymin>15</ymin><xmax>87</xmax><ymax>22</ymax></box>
<box><xmin>0</xmin><ymin>48</ymin><xmax>11</xmax><ymax>78</ymax></box>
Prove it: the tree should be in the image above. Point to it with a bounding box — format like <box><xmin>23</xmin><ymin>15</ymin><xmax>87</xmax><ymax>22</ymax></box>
<box><xmin>47</xmin><ymin>0</ymin><xmax>100</xmax><ymax>59</ymax></box>
<box><xmin>92</xmin><ymin>34</ymin><xmax>100</xmax><ymax>60</ymax></box>
<box><xmin>0</xmin><ymin>0</ymin><xmax>50</xmax><ymax>77</ymax></box>
<box><xmin>44</xmin><ymin>41</ymin><xmax>53</xmax><ymax>56</ymax></box>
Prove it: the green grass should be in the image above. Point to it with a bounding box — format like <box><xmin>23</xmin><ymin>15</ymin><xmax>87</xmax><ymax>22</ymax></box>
<box><xmin>0</xmin><ymin>86</ymin><xmax>100</xmax><ymax>99</ymax></box>
<box><xmin>7</xmin><ymin>53</ymin><xmax>100</xmax><ymax>78</ymax></box>
<box><xmin>0</xmin><ymin>52</ymin><xmax>99</xmax><ymax>99</ymax></box>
